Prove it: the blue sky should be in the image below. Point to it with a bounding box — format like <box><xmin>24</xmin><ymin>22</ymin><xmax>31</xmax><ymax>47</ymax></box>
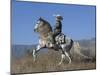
<box><xmin>12</xmin><ymin>0</ymin><xmax>96</xmax><ymax>45</ymax></box>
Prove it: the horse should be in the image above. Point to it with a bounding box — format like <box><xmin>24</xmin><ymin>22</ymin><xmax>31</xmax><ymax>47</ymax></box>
<box><xmin>32</xmin><ymin>17</ymin><xmax>91</xmax><ymax>65</ymax></box>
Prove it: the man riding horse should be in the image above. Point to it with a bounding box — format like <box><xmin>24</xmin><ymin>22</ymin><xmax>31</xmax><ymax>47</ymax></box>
<box><xmin>47</xmin><ymin>14</ymin><xmax>65</xmax><ymax>50</ymax></box>
<box><xmin>33</xmin><ymin>16</ymin><xmax>91</xmax><ymax>65</ymax></box>
<box><xmin>53</xmin><ymin>14</ymin><xmax>65</xmax><ymax>43</ymax></box>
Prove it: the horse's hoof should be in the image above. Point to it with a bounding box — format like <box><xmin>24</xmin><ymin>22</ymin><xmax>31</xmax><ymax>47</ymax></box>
<box><xmin>58</xmin><ymin>62</ymin><xmax>62</xmax><ymax>66</ymax></box>
<box><xmin>68</xmin><ymin>61</ymin><xmax>71</xmax><ymax>64</ymax></box>
<box><xmin>33</xmin><ymin>58</ymin><xmax>36</xmax><ymax>62</ymax></box>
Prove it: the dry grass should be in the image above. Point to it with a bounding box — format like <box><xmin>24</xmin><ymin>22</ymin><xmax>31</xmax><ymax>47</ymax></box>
<box><xmin>11</xmin><ymin>49</ymin><xmax>96</xmax><ymax>74</ymax></box>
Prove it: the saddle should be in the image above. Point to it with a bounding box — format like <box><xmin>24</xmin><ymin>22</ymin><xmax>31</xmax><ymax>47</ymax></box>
<box><xmin>47</xmin><ymin>32</ymin><xmax>66</xmax><ymax>47</ymax></box>
<box><xmin>55</xmin><ymin>33</ymin><xmax>66</xmax><ymax>44</ymax></box>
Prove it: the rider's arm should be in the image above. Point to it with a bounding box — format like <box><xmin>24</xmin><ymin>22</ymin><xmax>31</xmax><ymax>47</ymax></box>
<box><xmin>54</xmin><ymin>21</ymin><xmax>60</xmax><ymax>29</ymax></box>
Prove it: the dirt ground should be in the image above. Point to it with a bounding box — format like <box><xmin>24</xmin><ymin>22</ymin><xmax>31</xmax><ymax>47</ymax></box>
<box><xmin>11</xmin><ymin>50</ymin><xmax>96</xmax><ymax>74</ymax></box>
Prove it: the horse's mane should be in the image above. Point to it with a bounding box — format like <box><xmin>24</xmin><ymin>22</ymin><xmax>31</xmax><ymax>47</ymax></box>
<box><xmin>39</xmin><ymin>17</ymin><xmax>53</xmax><ymax>31</ymax></box>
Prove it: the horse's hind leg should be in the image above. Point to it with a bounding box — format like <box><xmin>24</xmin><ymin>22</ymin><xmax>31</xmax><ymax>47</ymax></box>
<box><xmin>64</xmin><ymin>51</ymin><xmax>71</xmax><ymax>64</ymax></box>
<box><xmin>61</xmin><ymin>45</ymin><xmax>71</xmax><ymax>64</ymax></box>
<box><xmin>58</xmin><ymin>53</ymin><xmax>65</xmax><ymax>65</ymax></box>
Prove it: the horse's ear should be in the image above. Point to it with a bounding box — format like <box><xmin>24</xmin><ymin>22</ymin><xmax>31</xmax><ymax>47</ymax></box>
<box><xmin>39</xmin><ymin>17</ymin><xmax>42</xmax><ymax>20</ymax></box>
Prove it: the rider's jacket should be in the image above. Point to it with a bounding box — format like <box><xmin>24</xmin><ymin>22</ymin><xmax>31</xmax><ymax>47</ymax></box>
<box><xmin>47</xmin><ymin>18</ymin><xmax>63</xmax><ymax>45</ymax></box>
<box><xmin>54</xmin><ymin>20</ymin><xmax>62</xmax><ymax>36</ymax></box>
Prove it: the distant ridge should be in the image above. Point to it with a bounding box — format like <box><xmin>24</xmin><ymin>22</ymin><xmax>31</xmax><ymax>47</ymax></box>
<box><xmin>12</xmin><ymin>38</ymin><xmax>96</xmax><ymax>58</ymax></box>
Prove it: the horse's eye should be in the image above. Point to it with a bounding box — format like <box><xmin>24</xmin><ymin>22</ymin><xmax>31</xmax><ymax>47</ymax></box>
<box><xmin>36</xmin><ymin>22</ymin><xmax>39</xmax><ymax>24</ymax></box>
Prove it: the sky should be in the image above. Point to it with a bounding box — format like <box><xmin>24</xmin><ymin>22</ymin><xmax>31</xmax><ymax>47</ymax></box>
<box><xmin>12</xmin><ymin>0</ymin><xmax>96</xmax><ymax>45</ymax></box>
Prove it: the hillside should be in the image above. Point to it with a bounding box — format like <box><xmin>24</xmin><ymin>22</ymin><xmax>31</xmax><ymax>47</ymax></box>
<box><xmin>11</xmin><ymin>38</ymin><xmax>96</xmax><ymax>74</ymax></box>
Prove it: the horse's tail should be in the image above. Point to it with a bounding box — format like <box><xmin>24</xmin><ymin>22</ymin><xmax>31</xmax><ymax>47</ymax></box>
<box><xmin>73</xmin><ymin>41</ymin><xmax>92</xmax><ymax>59</ymax></box>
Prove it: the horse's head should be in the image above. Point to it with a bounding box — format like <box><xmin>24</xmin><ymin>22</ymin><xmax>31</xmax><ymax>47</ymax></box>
<box><xmin>34</xmin><ymin>17</ymin><xmax>44</xmax><ymax>32</ymax></box>
<box><xmin>34</xmin><ymin>17</ymin><xmax>52</xmax><ymax>36</ymax></box>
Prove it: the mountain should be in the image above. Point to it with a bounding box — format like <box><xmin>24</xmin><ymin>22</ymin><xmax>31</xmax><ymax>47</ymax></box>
<box><xmin>11</xmin><ymin>45</ymin><xmax>36</xmax><ymax>58</ymax></box>
<box><xmin>11</xmin><ymin>44</ymin><xmax>49</xmax><ymax>58</ymax></box>
<box><xmin>12</xmin><ymin>38</ymin><xmax>96</xmax><ymax>58</ymax></box>
<box><xmin>77</xmin><ymin>38</ymin><xmax>96</xmax><ymax>57</ymax></box>
<box><xmin>77</xmin><ymin>37</ymin><xmax>96</xmax><ymax>48</ymax></box>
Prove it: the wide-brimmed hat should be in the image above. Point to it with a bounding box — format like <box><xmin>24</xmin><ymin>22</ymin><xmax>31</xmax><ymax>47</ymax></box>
<box><xmin>54</xmin><ymin>14</ymin><xmax>63</xmax><ymax>20</ymax></box>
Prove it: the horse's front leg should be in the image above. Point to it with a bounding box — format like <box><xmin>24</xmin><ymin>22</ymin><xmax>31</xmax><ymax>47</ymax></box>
<box><xmin>33</xmin><ymin>39</ymin><xmax>46</xmax><ymax>61</ymax></box>
<box><xmin>32</xmin><ymin>45</ymin><xmax>41</xmax><ymax>61</ymax></box>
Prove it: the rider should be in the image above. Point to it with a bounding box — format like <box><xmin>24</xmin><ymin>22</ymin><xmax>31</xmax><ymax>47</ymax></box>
<box><xmin>47</xmin><ymin>14</ymin><xmax>63</xmax><ymax>49</ymax></box>
<box><xmin>48</xmin><ymin>14</ymin><xmax>63</xmax><ymax>50</ymax></box>
<box><xmin>54</xmin><ymin>14</ymin><xmax>63</xmax><ymax>36</ymax></box>
<box><xmin>53</xmin><ymin>14</ymin><xmax>63</xmax><ymax>43</ymax></box>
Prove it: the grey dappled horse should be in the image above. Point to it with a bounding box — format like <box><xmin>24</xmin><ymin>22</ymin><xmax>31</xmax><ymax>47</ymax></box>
<box><xmin>33</xmin><ymin>17</ymin><xmax>91</xmax><ymax>65</ymax></box>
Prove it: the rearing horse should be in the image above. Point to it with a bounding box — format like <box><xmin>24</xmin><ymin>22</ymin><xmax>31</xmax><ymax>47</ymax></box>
<box><xmin>33</xmin><ymin>17</ymin><xmax>91</xmax><ymax>65</ymax></box>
